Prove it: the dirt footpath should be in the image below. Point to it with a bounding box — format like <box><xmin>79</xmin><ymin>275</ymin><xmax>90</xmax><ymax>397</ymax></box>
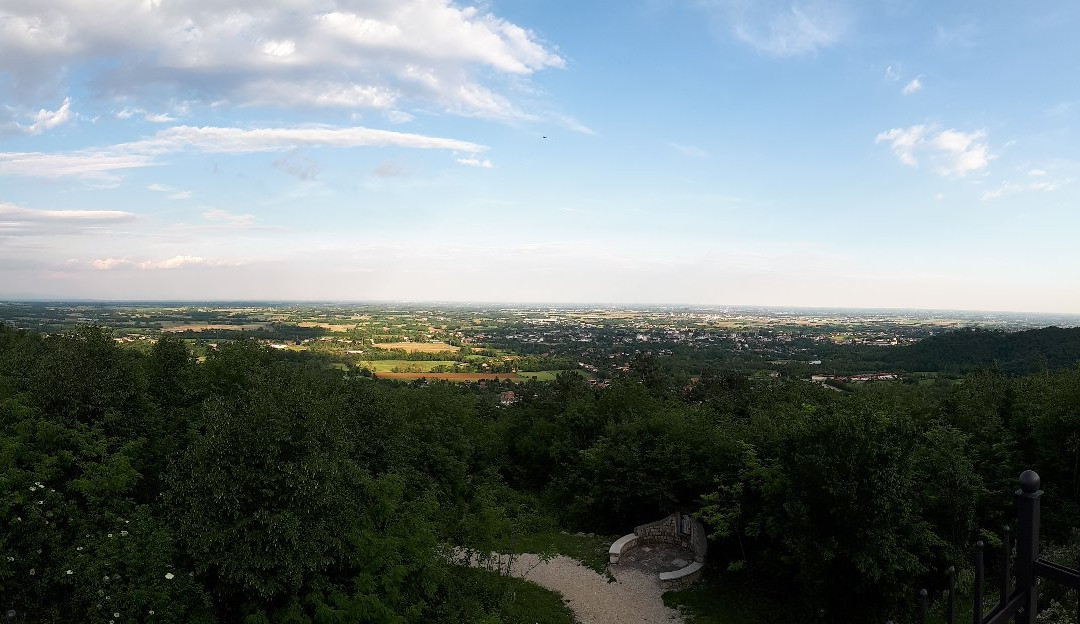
<box><xmin>474</xmin><ymin>552</ymin><xmax>685</xmax><ymax>624</ymax></box>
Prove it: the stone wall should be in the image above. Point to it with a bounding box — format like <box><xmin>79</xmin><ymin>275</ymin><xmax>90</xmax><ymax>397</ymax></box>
<box><xmin>633</xmin><ymin>512</ymin><xmax>707</xmax><ymax>563</ymax></box>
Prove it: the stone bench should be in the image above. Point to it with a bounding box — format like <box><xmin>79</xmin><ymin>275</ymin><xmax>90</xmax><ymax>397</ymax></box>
<box><xmin>659</xmin><ymin>560</ymin><xmax>705</xmax><ymax>590</ymax></box>
<box><xmin>608</xmin><ymin>533</ymin><xmax>639</xmax><ymax>564</ymax></box>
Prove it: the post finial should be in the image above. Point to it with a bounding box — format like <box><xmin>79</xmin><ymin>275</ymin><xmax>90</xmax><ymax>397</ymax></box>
<box><xmin>1019</xmin><ymin>470</ymin><xmax>1041</xmax><ymax>494</ymax></box>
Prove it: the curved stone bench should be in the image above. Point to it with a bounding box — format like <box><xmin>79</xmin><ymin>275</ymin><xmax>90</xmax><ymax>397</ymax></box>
<box><xmin>608</xmin><ymin>533</ymin><xmax>639</xmax><ymax>564</ymax></box>
<box><xmin>659</xmin><ymin>560</ymin><xmax>704</xmax><ymax>590</ymax></box>
<box><xmin>609</xmin><ymin>512</ymin><xmax>707</xmax><ymax>588</ymax></box>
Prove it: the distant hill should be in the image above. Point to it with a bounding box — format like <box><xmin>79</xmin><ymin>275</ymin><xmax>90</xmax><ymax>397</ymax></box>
<box><xmin>881</xmin><ymin>326</ymin><xmax>1080</xmax><ymax>374</ymax></box>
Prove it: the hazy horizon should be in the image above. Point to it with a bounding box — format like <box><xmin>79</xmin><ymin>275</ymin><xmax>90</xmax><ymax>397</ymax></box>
<box><xmin>2</xmin><ymin>2</ymin><xmax>1079</xmax><ymax>312</ymax></box>
<box><xmin>4</xmin><ymin>298</ymin><xmax>1080</xmax><ymax>320</ymax></box>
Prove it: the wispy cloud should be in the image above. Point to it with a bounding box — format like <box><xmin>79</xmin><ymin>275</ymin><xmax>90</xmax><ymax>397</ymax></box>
<box><xmin>88</xmin><ymin>255</ymin><xmax>233</xmax><ymax>270</ymax></box>
<box><xmin>457</xmin><ymin>158</ymin><xmax>494</xmax><ymax>169</ymax></box>
<box><xmin>0</xmin><ymin>124</ymin><xmax>486</xmax><ymax>182</ymax></box>
<box><xmin>23</xmin><ymin>97</ymin><xmax>73</xmax><ymax>135</ymax></box>
<box><xmin>876</xmin><ymin>124</ymin><xmax>992</xmax><ymax>176</ymax></box>
<box><xmin>668</xmin><ymin>142</ymin><xmax>709</xmax><ymax>158</ymax></box>
<box><xmin>0</xmin><ymin>203</ymin><xmax>135</xmax><ymax>222</ymax></box>
<box><xmin>982</xmin><ymin>178</ymin><xmax>1072</xmax><ymax>201</ymax></box>
<box><xmin>147</xmin><ymin>183</ymin><xmax>193</xmax><ymax>200</ymax></box>
<box><xmin>202</xmin><ymin>209</ymin><xmax>257</xmax><ymax>226</ymax></box>
<box><xmin>0</xmin><ymin>202</ymin><xmax>136</xmax><ymax>237</ymax></box>
<box><xmin>902</xmin><ymin>77</ymin><xmax>922</xmax><ymax>95</ymax></box>
<box><xmin>700</xmin><ymin>0</ymin><xmax>851</xmax><ymax>56</ymax></box>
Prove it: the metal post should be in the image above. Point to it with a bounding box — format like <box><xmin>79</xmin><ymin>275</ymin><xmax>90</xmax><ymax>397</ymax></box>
<box><xmin>1014</xmin><ymin>470</ymin><xmax>1042</xmax><ymax>624</ymax></box>
<box><xmin>948</xmin><ymin>566</ymin><xmax>956</xmax><ymax>624</ymax></box>
<box><xmin>974</xmin><ymin>542</ymin><xmax>984</xmax><ymax>624</ymax></box>
<box><xmin>920</xmin><ymin>588</ymin><xmax>928</xmax><ymax>624</ymax></box>
<box><xmin>1001</xmin><ymin>525</ymin><xmax>1011</xmax><ymax>606</ymax></box>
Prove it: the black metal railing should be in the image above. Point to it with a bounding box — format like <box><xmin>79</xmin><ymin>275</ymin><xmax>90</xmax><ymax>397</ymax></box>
<box><xmin>890</xmin><ymin>470</ymin><xmax>1080</xmax><ymax>624</ymax></box>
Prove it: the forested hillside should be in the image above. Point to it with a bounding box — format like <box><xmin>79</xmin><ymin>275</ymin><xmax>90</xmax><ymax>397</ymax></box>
<box><xmin>882</xmin><ymin>326</ymin><xmax>1080</xmax><ymax>373</ymax></box>
<box><xmin>3</xmin><ymin>325</ymin><xmax>1080</xmax><ymax>622</ymax></box>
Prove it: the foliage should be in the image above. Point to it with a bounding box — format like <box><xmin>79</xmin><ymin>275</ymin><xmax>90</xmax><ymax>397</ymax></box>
<box><xmin>2</xmin><ymin>321</ymin><xmax>1080</xmax><ymax>622</ymax></box>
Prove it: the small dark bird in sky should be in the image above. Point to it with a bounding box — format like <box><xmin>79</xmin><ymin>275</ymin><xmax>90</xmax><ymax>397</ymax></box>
<box><xmin>542</xmin><ymin>135</ymin><xmax>547</xmax><ymax>139</ymax></box>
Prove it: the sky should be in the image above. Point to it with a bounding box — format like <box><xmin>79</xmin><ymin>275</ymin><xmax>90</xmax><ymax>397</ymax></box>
<box><xmin>1</xmin><ymin>0</ymin><xmax>1078</xmax><ymax>312</ymax></box>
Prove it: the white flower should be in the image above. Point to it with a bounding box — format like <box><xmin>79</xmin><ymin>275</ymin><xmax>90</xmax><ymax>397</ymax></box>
<box><xmin>114</xmin><ymin>613</ymin><xmax>119</xmax><ymax>618</ymax></box>
<box><xmin>104</xmin><ymin>575</ymin><xmax>110</xmax><ymax>581</ymax></box>
<box><xmin>29</xmin><ymin>568</ymin><xmax>35</xmax><ymax>575</ymax></box>
<box><xmin>29</xmin><ymin>486</ymin><xmax>36</xmax><ymax>491</ymax></box>
<box><xmin>164</xmin><ymin>572</ymin><xmax>175</xmax><ymax>580</ymax></box>
<box><xmin>108</xmin><ymin>533</ymin><xmax>114</xmax><ymax>538</ymax></box>
<box><xmin>149</xmin><ymin>611</ymin><xmax>154</xmax><ymax>615</ymax></box>
<box><xmin>38</xmin><ymin>500</ymin><xmax>43</xmax><ymax>505</ymax></box>
<box><xmin>120</xmin><ymin>531</ymin><xmax>128</xmax><ymax>537</ymax></box>
<box><xmin>77</xmin><ymin>546</ymin><xmax>83</xmax><ymax>551</ymax></box>
<box><xmin>66</xmin><ymin>569</ymin><xmax>73</xmax><ymax>575</ymax></box>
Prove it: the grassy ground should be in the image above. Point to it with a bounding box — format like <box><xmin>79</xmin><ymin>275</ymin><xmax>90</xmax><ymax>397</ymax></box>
<box><xmin>515</xmin><ymin>371</ymin><xmax>561</xmax><ymax>381</ymax></box>
<box><xmin>662</xmin><ymin>572</ymin><xmax>797</xmax><ymax>624</ymax></box>
<box><xmin>492</xmin><ymin>531</ymin><xmax>616</xmax><ymax>576</ymax></box>
<box><xmin>456</xmin><ymin>567</ymin><xmax>577</xmax><ymax>624</ymax></box>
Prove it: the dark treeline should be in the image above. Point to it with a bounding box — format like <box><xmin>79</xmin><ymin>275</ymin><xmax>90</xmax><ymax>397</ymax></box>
<box><xmin>822</xmin><ymin>326</ymin><xmax>1080</xmax><ymax>375</ymax></box>
<box><xmin>3</xmin><ymin>325</ymin><xmax>1080</xmax><ymax>622</ymax></box>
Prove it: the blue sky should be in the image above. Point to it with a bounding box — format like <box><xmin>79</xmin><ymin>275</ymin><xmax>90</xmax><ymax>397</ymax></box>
<box><xmin>1</xmin><ymin>0</ymin><xmax>1078</xmax><ymax>312</ymax></box>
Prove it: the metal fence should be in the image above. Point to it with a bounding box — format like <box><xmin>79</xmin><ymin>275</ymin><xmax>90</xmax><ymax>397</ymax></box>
<box><xmin>890</xmin><ymin>470</ymin><xmax>1080</xmax><ymax>624</ymax></box>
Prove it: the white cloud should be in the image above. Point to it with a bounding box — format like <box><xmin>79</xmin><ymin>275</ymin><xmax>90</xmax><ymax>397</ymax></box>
<box><xmin>456</xmin><ymin>157</ymin><xmax>494</xmax><ymax>168</ymax></box>
<box><xmin>0</xmin><ymin>202</ymin><xmax>136</xmax><ymax>238</ymax></box>
<box><xmin>143</xmin><ymin>255</ymin><xmax>206</xmax><ymax>270</ymax></box>
<box><xmin>981</xmin><ymin>178</ymin><xmax>1072</xmax><ymax>201</ymax></box>
<box><xmin>91</xmin><ymin>258</ymin><xmax>132</xmax><ymax>270</ymax></box>
<box><xmin>0</xmin><ymin>1</ymin><xmax>563</xmax><ymax>120</ymax></box>
<box><xmin>144</xmin><ymin>113</ymin><xmax>175</xmax><ymax>123</ymax></box>
<box><xmin>1029</xmin><ymin>169</ymin><xmax>1047</xmax><ymax>177</ymax></box>
<box><xmin>0</xmin><ymin>123</ymin><xmax>485</xmax><ymax>181</ymax></box>
<box><xmin>876</xmin><ymin>125</ymin><xmax>992</xmax><ymax>176</ymax></box>
<box><xmin>24</xmin><ymin>97</ymin><xmax>72</xmax><ymax>134</ymax></box>
<box><xmin>147</xmin><ymin>183</ymin><xmax>193</xmax><ymax>199</ymax></box>
<box><xmin>0</xmin><ymin>151</ymin><xmax>154</xmax><ymax>182</ymax></box>
<box><xmin>0</xmin><ymin>203</ymin><xmax>135</xmax><ymax>222</ymax></box>
<box><xmin>902</xmin><ymin>77</ymin><xmax>922</xmax><ymax>95</ymax></box>
<box><xmin>126</xmin><ymin>125</ymin><xmax>486</xmax><ymax>155</ymax></box>
<box><xmin>89</xmin><ymin>255</ymin><xmax>211</xmax><ymax>270</ymax></box>
<box><xmin>701</xmin><ymin>0</ymin><xmax>850</xmax><ymax>56</ymax></box>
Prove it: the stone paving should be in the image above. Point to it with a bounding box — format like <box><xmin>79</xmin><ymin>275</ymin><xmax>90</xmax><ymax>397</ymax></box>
<box><xmin>613</xmin><ymin>543</ymin><xmax>695</xmax><ymax>575</ymax></box>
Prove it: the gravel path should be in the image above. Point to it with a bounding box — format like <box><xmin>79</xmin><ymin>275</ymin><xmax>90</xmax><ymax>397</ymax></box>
<box><xmin>459</xmin><ymin>550</ymin><xmax>685</xmax><ymax>624</ymax></box>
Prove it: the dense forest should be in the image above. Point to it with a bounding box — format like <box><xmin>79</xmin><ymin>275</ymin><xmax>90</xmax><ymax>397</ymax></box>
<box><xmin>820</xmin><ymin>326</ymin><xmax>1080</xmax><ymax>375</ymax></box>
<box><xmin>3</xmin><ymin>324</ymin><xmax>1080</xmax><ymax>622</ymax></box>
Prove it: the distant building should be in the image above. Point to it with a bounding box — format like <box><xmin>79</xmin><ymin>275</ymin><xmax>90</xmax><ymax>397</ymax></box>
<box><xmin>499</xmin><ymin>391</ymin><xmax>517</xmax><ymax>407</ymax></box>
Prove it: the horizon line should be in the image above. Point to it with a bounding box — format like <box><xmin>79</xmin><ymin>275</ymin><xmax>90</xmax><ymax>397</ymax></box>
<box><xmin>1</xmin><ymin>298</ymin><xmax>1079</xmax><ymax>318</ymax></box>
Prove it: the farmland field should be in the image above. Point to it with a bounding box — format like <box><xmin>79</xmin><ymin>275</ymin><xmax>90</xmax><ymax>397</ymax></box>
<box><xmin>162</xmin><ymin>323</ymin><xmax>266</xmax><ymax>332</ymax></box>
<box><xmin>297</xmin><ymin>322</ymin><xmax>356</xmax><ymax>332</ymax></box>
<box><xmin>375</xmin><ymin>372</ymin><xmax>521</xmax><ymax>382</ymax></box>
<box><xmin>372</xmin><ymin>341</ymin><xmax>460</xmax><ymax>353</ymax></box>
<box><xmin>356</xmin><ymin>360</ymin><xmax>460</xmax><ymax>372</ymax></box>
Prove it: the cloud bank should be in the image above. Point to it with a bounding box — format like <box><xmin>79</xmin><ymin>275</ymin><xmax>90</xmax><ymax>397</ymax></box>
<box><xmin>0</xmin><ymin>0</ymin><xmax>563</xmax><ymax>119</ymax></box>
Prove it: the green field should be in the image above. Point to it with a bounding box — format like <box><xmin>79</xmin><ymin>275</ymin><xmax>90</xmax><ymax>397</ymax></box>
<box><xmin>515</xmin><ymin>370</ymin><xmax>560</xmax><ymax>381</ymax></box>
